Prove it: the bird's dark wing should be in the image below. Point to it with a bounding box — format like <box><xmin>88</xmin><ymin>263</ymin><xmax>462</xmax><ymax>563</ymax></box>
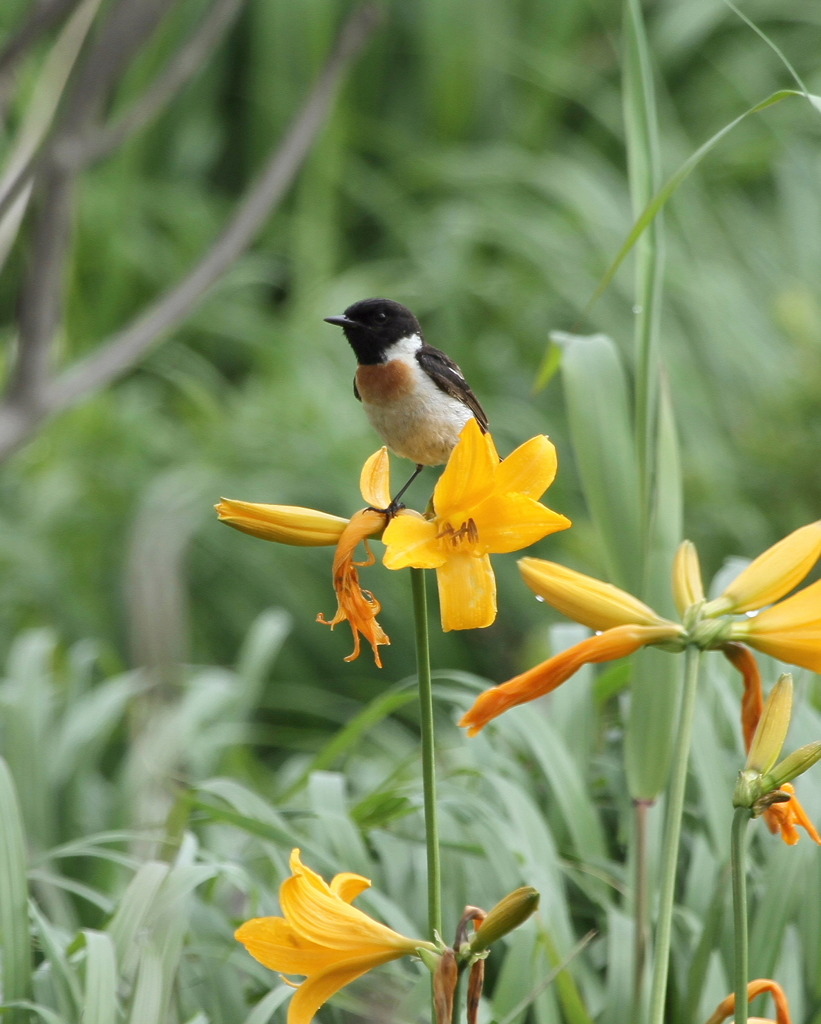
<box><xmin>353</xmin><ymin>377</ymin><xmax>361</xmax><ymax>402</ymax></box>
<box><xmin>416</xmin><ymin>345</ymin><xmax>489</xmax><ymax>431</ymax></box>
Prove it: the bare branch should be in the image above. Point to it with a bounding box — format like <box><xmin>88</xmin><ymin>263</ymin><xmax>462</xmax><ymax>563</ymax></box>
<box><xmin>82</xmin><ymin>0</ymin><xmax>245</xmax><ymax>165</ymax></box>
<box><xmin>0</xmin><ymin>3</ymin><xmax>382</xmax><ymax>460</ymax></box>
<box><xmin>0</xmin><ymin>0</ymin><xmax>82</xmax><ymax>83</ymax></box>
<box><xmin>7</xmin><ymin>0</ymin><xmax>182</xmax><ymax>410</ymax></box>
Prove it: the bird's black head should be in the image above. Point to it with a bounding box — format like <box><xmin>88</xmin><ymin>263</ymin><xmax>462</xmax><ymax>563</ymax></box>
<box><xmin>324</xmin><ymin>298</ymin><xmax>422</xmax><ymax>364</ymax></box>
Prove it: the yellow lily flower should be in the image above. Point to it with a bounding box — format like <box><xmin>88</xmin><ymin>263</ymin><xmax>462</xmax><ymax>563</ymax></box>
<box><xmin>216</xmin><ymin>450</ymin><xmax>393</xmax><ymax>665</ymax></box>
<box><xmin>461</xmin><ymin>523</ymin><xmax>821</xmax><ymax>734</ymax></box>
<box><xmin>236</xmin><ymin>849</ymin><xmax>436</xmax><ymax>1024</ymax></box>
<box><xmin>382</xmin><ymin>419</ymin><xmax>571</xmax><ymax>630</ymax></box>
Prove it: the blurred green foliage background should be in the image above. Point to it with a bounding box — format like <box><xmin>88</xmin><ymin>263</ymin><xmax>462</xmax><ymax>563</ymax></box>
<box><xmin>1</xmin><ymin>1</ymin><xmax>821</xmax><ymax>1020</ymax></box>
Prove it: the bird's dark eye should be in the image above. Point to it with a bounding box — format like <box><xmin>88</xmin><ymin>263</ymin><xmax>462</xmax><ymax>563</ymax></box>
<box><xmin>375</xmin><ymin>310</ymin><xmax>387</xmax><ymax>322</ymax></box>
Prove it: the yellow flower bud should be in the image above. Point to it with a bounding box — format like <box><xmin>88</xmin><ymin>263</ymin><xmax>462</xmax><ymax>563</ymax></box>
<box><xmin>215</xmin><ymin>499</ymin><xmax>348</xmax><ymax>546</ymax></box>
<box><xmin>672</xmin><ymin>539</ymin><xmax>705</xmax><ymax>617</ymax></box>
<box><xmin>745</xmin><ymin>674</ymin><xmax>793</xmax><ymax>774</ymax></box>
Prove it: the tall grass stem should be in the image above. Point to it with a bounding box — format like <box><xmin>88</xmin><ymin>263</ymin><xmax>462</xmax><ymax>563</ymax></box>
<box><xmin>731</xmin><ymin>807</ymin><xmax>752</xmax><ymax>1024</ymax></box>
<box><xmin>648</xmin><ymin>645</ymin><xmax>701</xmax><ymax>1024</ymax></box>
<box><xmin>411</xmin><ymin>567</ymin><xmax>442</xmax><ymax>940</ymax></box>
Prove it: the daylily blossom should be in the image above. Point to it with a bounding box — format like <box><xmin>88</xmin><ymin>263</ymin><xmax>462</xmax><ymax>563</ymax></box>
<box><xmin>704</xmin><ymin>978</ymin><xmax>792</xmax><ymax>1024</ymax></box>
<box><xmin>382</xmin><ymin>419</ymin><xmax>571</xmax><ymax>630</ymax></box>
<box><xmin>461</xmin><ymin>523</ymin><xmax>821</xmax><ymax>734</ymax></box>
<box><xmin>216</xmin><ymin>449</ymin><xmax>393</xmax><ymax>665</ymax></box>
<box><xmin>235</xmin><ymin>849</ymin><xmax>436</xmax><ymax>1024</ymax></box>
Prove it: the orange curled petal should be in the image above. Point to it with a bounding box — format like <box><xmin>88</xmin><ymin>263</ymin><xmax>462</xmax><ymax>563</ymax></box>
<box><xmin>704</xmin><ymin>978</ymin><xmax>793</xmax><ymax>1024</ymax></box>
<box><xmin>763</xmin><ymin>783</ymin><xmax>821</xmax><ymax>846</ymax></box>
<box><xmin>722</xmin><ymin>643</ymin><xmax>764</xmax><ymax>752</ymax></box>
<box><xmin>460</xmin><ymin>624</ymin><xmax>676</xmax><ymax>735</ymax></box>
<box><xmin>317</xmin><ymin>509</ymin><xmax>390</xmax><ymax>666</ymax></box>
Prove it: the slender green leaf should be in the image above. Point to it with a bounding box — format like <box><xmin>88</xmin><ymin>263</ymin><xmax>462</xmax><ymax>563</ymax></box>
<box><xmin>80</xmin><ymin>930</ymin><xmax>119</xmax><ymax>1024</ymax></box>
<box><xmin>0</xmin><ymin>758</ymin><xmax>32</xmax><ymax>1020</ymax></box>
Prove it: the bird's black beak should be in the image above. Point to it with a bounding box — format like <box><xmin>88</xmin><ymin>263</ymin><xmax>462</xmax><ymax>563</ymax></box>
<box><xmin>324</xmin><ymin>315</ymin><xmax>353</xmax><ymax>327</ymax></box>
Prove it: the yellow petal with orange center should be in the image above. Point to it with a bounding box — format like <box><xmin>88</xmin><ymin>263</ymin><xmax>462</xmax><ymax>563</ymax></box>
<box><xmin>518</xmin><ymin>558</ymin><xmax>678</xmax><ymax>632</ymax></box>
<box><xmin>706</xmin><ymin>521</ymin><xmax>821</xmax><ymax>615</ymax></box>
<box><xmin>360</xmin><ymin>448</ymin><xmax>392</xmax><ymax>510</ymax></box>
<box><xmin>494</xmin><ymin>434</ymin><xmax>558</xmax><ymax>498</ymax></box>
<box><xmin>472</xmin><ymin>495</ymin><xmax>571</xmax><ymax>554</ymax></box>
<box><xmin>436</xmin><ymin>551</ymin><xmax>497</xmax><ymax>631</ymax></box>
<box><xmin>382</xmin><ymin>511</ymin><xmax>444</xmax><ymax>569</ymax></box>
<box><xmin>216</xmin><ymin>499</ymin><xmax>348</xmax><ymax>546</ymax></box>
<box><xmin>433</xmin><ymin>418</ymin><xmax>497</xmax><ymax>517</ymax></box>
<box><xmin>460</xmin><ymin>623</ymin><xmax>679</xmax><ymax>735</ymax></box>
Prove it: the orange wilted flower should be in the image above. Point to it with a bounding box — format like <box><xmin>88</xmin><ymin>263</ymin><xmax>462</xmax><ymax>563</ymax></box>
<box><xmin>382</xmin><ymin>419</ymin><xmax>570</xmax><ymax>630</ymax></box>
<box><xmin>235</xmin><ymin>849</ymin><xmax>436</xmax><ymax>1024</ymax></box>
<box><xmin>462</xmin><ymin>523</ymin><xmax>821</xmax><ymax>735</ymax></box>
<box><xmin>217</xmin><ymin>449</ymin><xmax>393</xmax><ymax>665</ymax></box>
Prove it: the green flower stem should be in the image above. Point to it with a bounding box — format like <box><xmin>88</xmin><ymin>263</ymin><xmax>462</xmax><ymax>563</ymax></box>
<box><xmin>632</xmin><ymin>798</ymin><xmax>651</xmax><ymax>1020</ymax></box>
<box><xmin>411</xmin><ymin>567</ymin><xmax>442</xmax><ymax>940</ymax></box>
<box><xmin>648</xmin><ymin>645</ymin><xmax>701</xmax><ymax>1024</ymax></box>
<box><xmin>731</xmin><ymin>806</ymin><xmax>752</xmax><ymax>1024</ymax></box>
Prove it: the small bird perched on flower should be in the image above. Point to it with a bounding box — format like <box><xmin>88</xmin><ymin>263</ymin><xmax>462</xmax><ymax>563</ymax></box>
<box><xmin>325</xmin><ymin>297</ymin><xmax>488</xmax><ymax>505</ymax></box>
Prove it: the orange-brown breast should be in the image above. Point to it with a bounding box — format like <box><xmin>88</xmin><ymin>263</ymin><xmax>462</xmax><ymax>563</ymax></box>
<box><xmin>355</xmin><ymin>360</ymin><xmax>416</xmax><ymax>405</ymax></box>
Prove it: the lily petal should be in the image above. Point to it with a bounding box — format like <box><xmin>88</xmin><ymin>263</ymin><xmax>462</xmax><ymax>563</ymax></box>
<box><xmin>317</xmin><ymin>509</ymin><xmax>390</xmax><ymax>666</ymax></box>
<box><xmin>436</xmin><ymin>551</ymin><xmax>497</xmax><ymax>631</ymax></box>
<box><xmin>460</xmin><ymin>623</ymin><xmax>679</xmax><ymax>735</ymax></box>
<box><xmin>360</xmin><ymin>448</ymin><xmax>392</xmax><ymax>510</ymax></box>
<box><xmin>216</xmin><ymin>499</ymin><xmax>348</xmax><ymax>546</ymax></box>
<box><xmin>730</xmin><ymin>579</ymin><xmax>821</xmax><ymax>671</ymax></box>
<box><xmin>518</xmin><ymin>558</ymin><xmax>677</xmax><ymax>632</ymax></box>
<box><xmin>382</xmin><ymin>511</ymin><xmax>443</xmax><ymax>569</ymax></box>
<box><xmin>764</xmin><ymin>783</ymin><xmax>821</xmax><ymax>845</ymax></box>
<box><xmin>433</xmin><ymin>418</ymin><xmax>497</xmax><ymax>516</ymax></box>
<box><xmin>288</xmin><ymin>951</ymin><xmax>409</xmax><ymax>1024</ymax></box>
<box><xmin>706</xmin><ymin>521</ymin><xmax>821</xmax><ymax>615</ymax></box>
<box><xmin>473</xmin><ymin>495</ymin><xmax>571</xmax><ymax>553</ymax></box>
<box><xmin>494</xmin><ymin>435</ymin><xmax>558</xmax><ymax>498</ymax></box>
